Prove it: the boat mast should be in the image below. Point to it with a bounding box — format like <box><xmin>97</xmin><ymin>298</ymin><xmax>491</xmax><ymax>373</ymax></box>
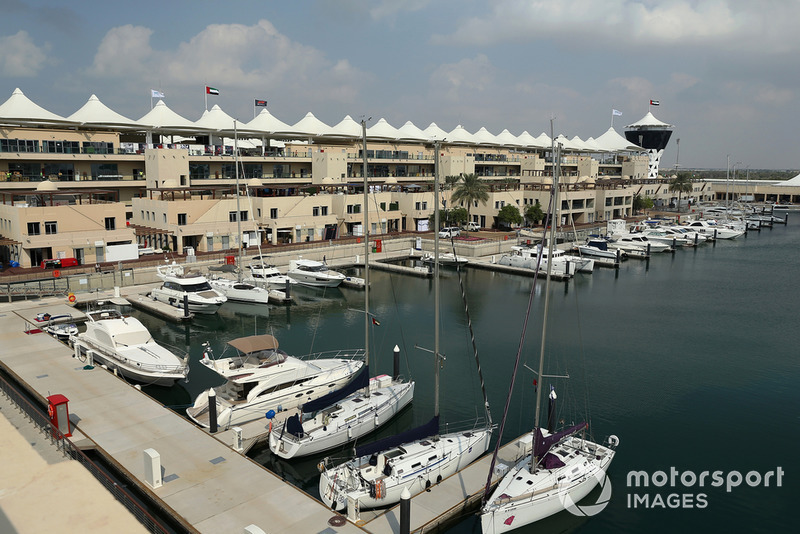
<box><xmin>234</xmin><ymin>120</ymin><xmax>243</xmax><ymax>282</ymax></box>
<box><xmin>433</xmin><ymin>139</ymin><xmax>442</xmax><ymax>429</ymax></box>
<box><xmin>362</xmin><ymin>118</ymin><xmax>371</xmax><ymax>394</ymax></box>
<box><xmin>531</xmin><ymin>121</ymin><xmax>560</xmax><ymax>474</ymax></box>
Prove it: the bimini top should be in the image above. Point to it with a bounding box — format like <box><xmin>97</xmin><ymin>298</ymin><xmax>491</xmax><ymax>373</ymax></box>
<box><xmin>228</xmin><ymin>334</ymin><xmax>279</xmax><ymax>354</ymax></box>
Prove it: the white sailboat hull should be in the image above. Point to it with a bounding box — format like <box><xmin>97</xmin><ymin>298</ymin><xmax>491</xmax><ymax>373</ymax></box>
<box><xmin>319</xmin><ymin>426</ymin><xmax>491</xmax><ymax>513</ymax></box>
<box><xmin>480</xmin><ymin>436</ymin><xmax>616</xmax><ymax>534</ymax></box>
<box><xmin>269</xmin><ymin>380</ymin><xmax>415</xmax><ymax>459</ymax></box>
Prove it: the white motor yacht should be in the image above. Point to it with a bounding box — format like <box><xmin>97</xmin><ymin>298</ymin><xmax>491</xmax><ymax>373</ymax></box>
<box><xmin>609</xmin><ymin>233</ymin><xmax>672</xmax><ymax>253</ymax></box>
<box><xmin>287</xmin><ymin>258</ymin><xmax>347</xmax><ymax>288</ymax></box>
<box><xmin>73</xmin><ymin>309</ymin><xmax>189</xmax><ymax>387</ymax></box>
<box><xmin>680</xmin><ymin>220</ymin><xmax>744</xmax><ymax>239</ymax></box>
<box><xmin>186</xmin><ymin>334</ymin><xmax>364</xmax><ymax>430</ymax></box>
<box><xmin>577</xmin><ymin>238</ymin><xmax>624</xmax><ymax>260</ymax></box>
<box><xmin>498</xmin><ymin>245</ymin><xmax>576</xmax><ymax>278</ymax></box>
<box><xmin>246</xmin><ymin>261</ymin><xmax>297</xmax><ymax>289</ymax></box>
<box><xmin>421</xmin><ymin>251</ymin><xmax>468</xmax><ymax>266</ymax></box>
<box><xmin>208</xmin><ymin>275</ymin><xmax>270</xmax><ymax>305</ymax></box>
<box><xmin>151</xmin><ymin>262</ymin><xmax>227</xmax><ymax>314</ymax></box>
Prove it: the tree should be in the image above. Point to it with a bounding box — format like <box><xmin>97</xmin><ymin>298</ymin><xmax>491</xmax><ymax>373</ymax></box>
<box><xmin>444</xmin><ymin>175</ymin><xmax>461</xmax><ymax>190</ymax></box>
<box><xmin>633</xmin><ymin>193</ymin><xmax>654</xmax><ymax>214</ymax></box>
<box><xmin>430</xmin><ymin>206</ymin><xmax>468</xmax><ymax>228</ymax></box>
<box><xmin>524</xmin><ymin>200</ymin><xmax>544</xmax><ymax>226</ymax></box>
<box><xmin>450</xmin><ymin>173</ymin><xmax>489</xmax><ymax>224</ymax></box>
<box><xmin>497</xmin><ymin>204</ymin><xmax>523</xmax><ymax>229</ymax></box>
<box><xmin>669</xmin><ymin>173</ymin><xmax>694</xmax><ymax>211</ymax></box>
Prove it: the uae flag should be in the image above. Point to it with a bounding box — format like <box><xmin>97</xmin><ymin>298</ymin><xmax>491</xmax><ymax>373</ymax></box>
<box><xmin>372</xmin><ymin>317</ymin><xmax>381</xmax><ymax>326</ymax></box>
<box><xmin>650</xmin><ymin>99</ymin><xmax>660</xmax><ymax>106</ymax></box>
<box><xmin>255</xmin><ymin>99</ymin><xmax>268</xmax><ymax>107</ymax></box>
<box><xmin>206</xmin><ymin>86</ymin><xmax>219</xmax><ymax>95</ymax></box>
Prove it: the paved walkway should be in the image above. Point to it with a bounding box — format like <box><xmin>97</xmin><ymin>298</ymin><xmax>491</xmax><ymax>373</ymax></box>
<box><xmin>0</xmin><ymin>391</ymin><xmax>148</xmax><ymax>534</ymax></box>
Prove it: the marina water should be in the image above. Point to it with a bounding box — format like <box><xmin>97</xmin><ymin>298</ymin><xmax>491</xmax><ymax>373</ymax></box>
<box><xmin>139</xmin><ymin>217</ymin><xmax>800</xmax><ymax>533</ymax></box>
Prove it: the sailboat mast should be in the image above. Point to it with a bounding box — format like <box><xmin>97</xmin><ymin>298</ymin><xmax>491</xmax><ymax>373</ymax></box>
<box><xmin>234</xmin><ymin>120</ymin><xmax>243</xmax><ymax>282</ymax></box>
<box><xmin>433</xmin><ymin>140</ymin><xmax>441</xmax><ymax>422</ymax></box>
<box><xmin>362</xmin><ymin>119</ymin><xmax>371</xmax><ymax>388</ymax></box>
<box><xmin>532</xmin><ymin>125</ymin><xmax>560</xmax><ymax>474</ymax></box>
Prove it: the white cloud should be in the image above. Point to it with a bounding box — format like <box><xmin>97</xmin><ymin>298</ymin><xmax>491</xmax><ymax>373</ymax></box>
<box><xmin>89</xmin><ymin>25</ymin><xmax>154</xmax><ymax>78</ymax></box>
<box><xmin>434</xmin><ymin>0</ymin><xmax>800</xmax><ymax>53</ymax></box>
<box><xmin>429</xmin><ymin>54</ymin><xmax>497</xmax><ymax>101</ymax></box>
<box><xmin>0</xmin><ymin>31</ymin><xmax>49</xmax><ymax>77</ymax></box>
<box><xmin>369</xmin><ymin>0</ymin><xmax>430</xmax><ymax>20</ymax></box>
<box><xmin>86</xmin><ymin>20</ymin><xmax>367</xmax><ymax>115</ymax></box>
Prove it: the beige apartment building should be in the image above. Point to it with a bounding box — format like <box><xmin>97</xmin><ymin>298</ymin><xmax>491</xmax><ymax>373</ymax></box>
<box><xmin>2</xmin><ymin>90</ymin><xmax>797</xmax><ymax>266</ymax></box>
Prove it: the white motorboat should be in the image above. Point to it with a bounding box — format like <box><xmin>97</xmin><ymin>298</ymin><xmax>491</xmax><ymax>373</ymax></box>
<box><xmin>577</xmin><ymin>238</ymin><xmax>624</xmax><ymax>260</ymax></box>
<box><xmin>151</xmin><ymin>262</ymin><xmax>227</xmax><ymax>314</ymax></box>
<box><xmin>498</xmin><ymin>245</ymin><xmax>576</xmax><ymax>277</ymax></box>
<box><xmin>246</xmin><ymin>261</ymin><xmax>297</xmax><ymax>289</ymax></box>
<box><xmin>72</xmin><ymin>309</ymin><xmax>189</xmax><ymax>387</ymax></box>
<box><xmin>421</xmin><ymin>251</ymin><xmax>468</xmax><ymax>266</ymax></box>
<box><xmin>186</xmin><ymin>334</ymin><xmax>364</xmax><ymax>430</ymax></box>
<box><xmin>318</xmin><ymin>139</ymin><xmax>492</xmax><ymax>519</ymax></box>
<box><xmin>480</xmin><ymin>137</ymin><xmax>618</xmax><ymax>534</ymax></box>
<box><xmin>270</xmin><ymin>126</ymin><xmax>415</xmax><ymax>460</ymax></box>
<box><xmin>208</xmin><ymin>275</ymin><xmax>270</xmax><ymax>305</ymax></box>
<box><xmin>637</xmin><ymin>228</ymin><xmax>693</xmax><ymax>247</ymax></box>
<box><xmin>680</xmin><ymin>219</ymin><xmax>744</xmax><ymax>239</ymax></box>
<box><xmin>609</xmin><ymin>233</ymin><xmax>672</xmax><ymax>253</ymax></box>
<box><xmin>41</xmin><ymin>313</ymin><xmax>79</xmax><ymax>341</ymax></box>
<box><xmin>287</xmin><ymin>258</ymin><xmax>347</xmax><ymax>288</ymax></box>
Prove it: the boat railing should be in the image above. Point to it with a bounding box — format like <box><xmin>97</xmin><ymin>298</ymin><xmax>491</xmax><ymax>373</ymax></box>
<box><xmin>301</xmin><ymin>348</ymin><xmax>366</xmax><ymax>362</ymax></box>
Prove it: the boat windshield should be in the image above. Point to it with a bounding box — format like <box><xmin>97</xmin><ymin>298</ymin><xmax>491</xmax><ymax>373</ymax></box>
<box><xmin>179</xmin><ymin>281</ymin><xmax>213</xmax><ymax>292</ymax></box>
<box><xmin>253</xmin><ymin>348</ymin><xmax>288</xmax><ymax>367</ymax></box>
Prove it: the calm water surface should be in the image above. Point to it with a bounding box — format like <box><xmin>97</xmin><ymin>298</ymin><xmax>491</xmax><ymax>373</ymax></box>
<box><xmin>141</xmin><ymin>216</ymin><xmax>800</xmax><ymax>533</ymax></box>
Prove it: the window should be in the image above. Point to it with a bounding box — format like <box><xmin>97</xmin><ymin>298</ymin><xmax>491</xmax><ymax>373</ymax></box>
<box><xmin>270</xmin><ymin>208</ymin><xmax>278</xmax><ymax>219</ymax></box>
<box><xmin>45</xmin><ymin>221</ymin><xmax>57</xmax><ymax>235</ymax></box>
<box><xmin>321</xmin><ymin>206</ymin><xmax>328</xmax><ymax>215</ymax></box>
<box><xmin>229</xmin><ymin>211</ymin><xmax>238</xmax><ymax>223</ymax></box>
<box><xmin>313</xmin><ymin>207</ymin><xmax>320</xmax><ymax>217</ymax></box>
<box><xmin>0</xmin><ymin>139</ymin><xmax>38</xmax><ymax>153</ymax></box>
<box><xmin>91</xmin><ymin>163</ymin><xmax>120</xmax><ymax>180</ymax></box>
<box><xmin>82</xmin><ymin>141</ymin><xmax>113</xmax><ymax>154</ymax></box>
<box><xmin>178</xmin><ymin>213</ymin><xmax>187</xmax><ymax>226</ymax></box>
<box><xmin>104</xmin><ymin>217</ymin><xmax>116</xmax><ymax>230</ymax></box>
<box><xmin>27</xmin><ymin>222</ymin><xmax>40</xmax><ymax>235</ymax></box>
<box><xmin>189</xmin><ymin>163</ymin><xmax>210</xmax><ymax>180</ymax></box>
<box><xmin>240</xmin><ymin>211</ymin><xmax>248</xmax><ymax>222</ymax></box>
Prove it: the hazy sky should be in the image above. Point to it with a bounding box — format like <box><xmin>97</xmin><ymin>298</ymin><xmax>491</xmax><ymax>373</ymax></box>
<box><xmin>1</xmin><ymin>0</ymin><xmax>797</xmax><ymax>171</ymax></box>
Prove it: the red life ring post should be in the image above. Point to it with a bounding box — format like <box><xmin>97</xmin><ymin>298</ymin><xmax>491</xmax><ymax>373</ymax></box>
<box><xmin>68</xmin><ymin>294</ymin><xmax>76</xmax><ymax>303</ymax></box>
<box><xmin>53</xmin><ymin>269</ymin><xmax>61</xmax><ymax>278</ymax></box>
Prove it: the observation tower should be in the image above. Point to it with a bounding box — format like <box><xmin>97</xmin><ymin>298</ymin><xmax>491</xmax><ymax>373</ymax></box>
<box><xmin>625</xmin><ymin>111</ymin><xmax>674</xmax><ymax>179</ymax></box>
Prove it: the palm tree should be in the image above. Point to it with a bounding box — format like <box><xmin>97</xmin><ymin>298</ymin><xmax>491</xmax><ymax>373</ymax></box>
<box><xmin>450</xmin><ymin>173</ymin><xmax>489</xmax><ymax>228</ymax></box>
<box><xmin>668</xmin><ymin>173</ymin><xmax>694</xmax><ymax>212</ymax></box>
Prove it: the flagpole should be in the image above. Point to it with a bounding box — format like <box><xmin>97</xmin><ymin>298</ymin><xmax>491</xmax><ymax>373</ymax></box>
<box><xmin>611</xmin><ymin>109</ymin><xmax>614</xmax><ymax>128</ymax></box>
<box><xmin>204</xmin><ymin>87</ymin><xmax>207</xmax><ymax>112</ymax></box>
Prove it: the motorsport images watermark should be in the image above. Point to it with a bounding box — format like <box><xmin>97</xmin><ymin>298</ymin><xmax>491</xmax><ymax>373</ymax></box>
<box><xmin>626</xmin><ymin>466</ymin><xmax>784</xmax><ymax>508</ymax></box>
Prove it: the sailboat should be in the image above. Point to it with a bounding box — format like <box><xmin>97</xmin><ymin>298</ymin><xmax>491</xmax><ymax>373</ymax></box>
<box><xmin>318</xmin><ymin>139</ymin><xmax>493</xmax><ymax>519</ymax></box>
<box><xmin>268</xmin><ymin>120</ymin><xmax>415</xmax><ymax>459</ymax></box>
<box><xmin>480</xmin><ymin>139</ymin><xmax>619</xmax><ymax>533</ymax></box>
<box><xmin>208</xmin><ymin>120</ymin><xmax>271</xmax><ymax>305</ymax></box>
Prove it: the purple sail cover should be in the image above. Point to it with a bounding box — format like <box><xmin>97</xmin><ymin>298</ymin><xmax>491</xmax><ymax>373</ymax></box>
<box><xmin>533</xmin><ymin>422</ymin><xmax>587</xmax><ymax>459</ymax></box>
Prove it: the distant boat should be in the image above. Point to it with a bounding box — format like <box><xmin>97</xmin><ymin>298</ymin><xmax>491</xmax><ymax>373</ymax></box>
<box><xmin>288</xmin><ymin>258</ymin><xmax>347</xmax><ymax>288</ymax></box>
<box><xmin>151</xmin><ymin>262</ymin><xmax>227</xmax><ymax>314</ymax></box>
<box><xmin>42</xmin><ymin>314</ymin><xmax>79</xmax><ymax>341</ymax></box>
<box><xmin>421</xmin><ymin>251</ymin><xmax>468</xmax><ymax>266</ymax></box>
<box><xmin>208</xmin><ymin>275</ymin><xmax>270</xmax><ymax>305</ymax></box>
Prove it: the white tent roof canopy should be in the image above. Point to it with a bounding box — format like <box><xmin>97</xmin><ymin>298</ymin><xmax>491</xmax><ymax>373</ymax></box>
<box><xmin>0</xmin><ymin>88</ymin><xmax>72</xmax><ymax>125</ymax></box>
<box><xmin>67</xmin><ymin>94</ymin><xmax>140</xmax><ymax>128</ymax></box>
<box><xmin>626</xmin><ymin>111</ymin><xmax>674</xmax><ymax>129</ymax></box>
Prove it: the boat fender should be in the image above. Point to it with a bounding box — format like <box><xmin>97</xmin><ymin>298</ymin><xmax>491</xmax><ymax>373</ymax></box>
<box><xmin>607</xmin><ymin>434</ymin><xmax>620</xmax><ymax>448</ymax></box>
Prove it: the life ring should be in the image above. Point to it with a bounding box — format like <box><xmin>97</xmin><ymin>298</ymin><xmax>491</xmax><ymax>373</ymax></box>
<box><xmin>47</xmin><ymin>405</ymin><xmax>54</xmax><ymax>418</ymax></box>
<box><xmin>68</xmin><ymin>293</ymin><xmax>76</xmax><ymax>303</ymax></box>
<box><xmin>53</xmin><ymin>269</ymin><xmax>61</xmax><ymax>278</ymax></box>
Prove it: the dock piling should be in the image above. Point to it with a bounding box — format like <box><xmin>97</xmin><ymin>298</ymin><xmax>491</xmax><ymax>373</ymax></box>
<box><xmin>209</xmin><ymin>389</ymin><xmax>218</xmax><ymax>433</ymax></box>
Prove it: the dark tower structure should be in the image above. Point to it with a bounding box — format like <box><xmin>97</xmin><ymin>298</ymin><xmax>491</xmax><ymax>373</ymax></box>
<box><xmin>625</xmin><ymin>111</ymin><xmax>674</xmax><ymax>179</ymax></box>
